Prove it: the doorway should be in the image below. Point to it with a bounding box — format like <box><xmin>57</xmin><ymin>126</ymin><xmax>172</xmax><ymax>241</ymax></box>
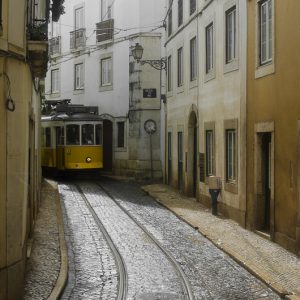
<box><xmin>255</xmin><ymin>131</ymin><xmax>273</xmax><ymax>234</ymax></box>
<box><xmin>187</xmin><ymin>111</ymin><xmax>198</xmax><ymax>197</ymax></box>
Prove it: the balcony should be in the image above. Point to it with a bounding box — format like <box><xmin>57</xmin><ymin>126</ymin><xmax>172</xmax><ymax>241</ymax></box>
<box><xmin>70</xmin><ymin>28</ymin><xmax>86</xmax><ymax>50</ymax></box>
<box><xmin>27</xmin><ymin>20</ymin><xmax>48</xmax><ymax>78</ymax></box>
<box><xmin>96</xmin><ymin>19</ymin><xmax>114</xmax><ymax>44</ymax></box>
<box><xmin>49</xmin><ymin>36</ymin><xmax>61</xmax><ymax>56</ymax></box>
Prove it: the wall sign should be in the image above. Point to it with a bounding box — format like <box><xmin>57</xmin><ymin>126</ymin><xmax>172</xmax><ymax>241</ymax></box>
<box><xmin>143</xmin><ymin>88</ymin><xmax>157</xmax><ymax>98</ymax></box>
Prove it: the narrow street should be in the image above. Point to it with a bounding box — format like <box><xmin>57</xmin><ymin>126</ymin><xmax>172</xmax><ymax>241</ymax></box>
<box><xmin>58</xmin><ymin>178</ymin><xmax>280</xmax><ymax>300</ymax></box>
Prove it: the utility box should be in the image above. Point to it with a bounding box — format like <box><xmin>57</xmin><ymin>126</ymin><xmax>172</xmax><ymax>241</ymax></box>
<box><xmin>208</xmin><ymin>176</ymin><xmax>222</xmax><ymax>190</ymax></box>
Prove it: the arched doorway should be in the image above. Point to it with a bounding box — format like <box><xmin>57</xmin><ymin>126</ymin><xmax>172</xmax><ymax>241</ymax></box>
<box><xmin>187</xmin><ymin>111</ymin><xmax>198</xmax><ymax>197</ymax></box>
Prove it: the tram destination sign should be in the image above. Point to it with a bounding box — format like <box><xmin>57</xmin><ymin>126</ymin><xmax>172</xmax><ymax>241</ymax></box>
<box><xmin>143</xmin><ymin>88</ymin><xmax>157</xmax><ymax>98</ymax></box>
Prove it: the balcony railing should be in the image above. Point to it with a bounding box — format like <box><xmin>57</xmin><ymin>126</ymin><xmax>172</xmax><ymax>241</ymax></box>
<box><xmin>70</xmin><ymin>28</ymin><xmax>86</xmax><ymax>50</ymax></box>
<box><xmin>49</xmin><ymin>36</ymin><xmax>61</xmax><ymax>56</ymax></box>
<box><xmin>96</xmin><ymin>19</ymin><xmax>114</xmax><ymax>43</ymax></box>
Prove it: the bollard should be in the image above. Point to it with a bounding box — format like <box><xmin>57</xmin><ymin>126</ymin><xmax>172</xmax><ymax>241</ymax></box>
<box><xmin>208</xmin><ymin>176</ymin><xmax>222</xmax><ymax>216</ymax></box>
<box><xmin>209</xmin><ymin>189</ymin><xmax>220</xmax><ymax>215</ymax></box>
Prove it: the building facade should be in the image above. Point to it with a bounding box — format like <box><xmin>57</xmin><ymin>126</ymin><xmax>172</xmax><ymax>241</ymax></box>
<box><xmin>45</xmin><ymin>0</ymin><xmax>165</xmax><ymax>179</ymax></box>
<box><xmin>247</xmin><ymin>0</ymin><xmax>300</xmax><ymax>255</ymax></box>
<box><xmin>0</xmin><ymin>0</ymin><xmax>62</xmax><ymax>298</ymax></box>
<box><xmin>165</xmin><ymin>0</ymin><xmax>247</xmax><ymax>225</ymax></box>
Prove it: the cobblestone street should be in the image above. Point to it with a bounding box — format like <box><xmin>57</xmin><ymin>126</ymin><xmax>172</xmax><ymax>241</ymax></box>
<box><xmin>58</xmin><ymin>178</ymin><xmax>281</xmax><ymax>300</ymax></box>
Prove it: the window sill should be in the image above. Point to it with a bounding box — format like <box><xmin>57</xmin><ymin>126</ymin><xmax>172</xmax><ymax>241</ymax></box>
<box><xmin>255</xmin><ymin>62</ymin><xmax>275</xmax><ymax>79</ymax></box>
<box><xmin>224</xmin><ymin>59</ymin><xmax>239</xmax><ymax>74</ymax></box>
<box><xmin>189</xmin><ymin>78</ymin><xmax>198</xmax><ymax>89</ymax></box>
<box><xmin>177</xmin><ymin>85</ymin><xmax>184</xmax><ymax>94</ymax></box>
<box><xmin>99</xmin><ymin>85</ymin><xmax>113</xmax><ymax>92</ymax></box>
<box><xmin>115</xmin><ymin>147</ymin><xmax>127</xmax><ymax>152</ymax></box>
<box><xmin>73</xmin><ymin>89</ymin><xmax>84</xmax><ymax>95</ymax></box>
<box><xmin>224</xmin><ymin>181</ymin><xmax>238</xmax><ymax>194</ymax></box>
<box><xmin>204</xmin><ymin>69</ymin><xmax>216</xmax><ymax>83</ymax></box>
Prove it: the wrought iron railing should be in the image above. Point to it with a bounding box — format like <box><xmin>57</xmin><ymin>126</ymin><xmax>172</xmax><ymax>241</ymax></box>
<box><xmin>49</xmin><ymin>36</ymin><xmax>61</xmax><ymax>55</ymax></box>
<box><xmin>70</xmin><ymin>28</ymin><xmax>86</xmax><ymax>50</ymax></box>
<box><xmin>96</xmin><ymin>19</ymin><xmax>114</xmax><ymax>43</ymax></box>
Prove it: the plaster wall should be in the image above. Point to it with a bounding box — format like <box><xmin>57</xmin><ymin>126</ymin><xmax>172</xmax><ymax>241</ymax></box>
<box><xmin>247</xmin><ymin>0</ymin><xmax>300</xmax><ymax>254</ymax></box>
<box><xmin>166</xmin><ymin>0</ymin><xmax>247</xmax><ymax>224</ymax></box>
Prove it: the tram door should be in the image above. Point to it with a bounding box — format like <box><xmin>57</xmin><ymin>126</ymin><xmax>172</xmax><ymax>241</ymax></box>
<box><xmin>103</xmin><ymin>120</ymin><xmax>113</xmax><ymax>171</ymax></box>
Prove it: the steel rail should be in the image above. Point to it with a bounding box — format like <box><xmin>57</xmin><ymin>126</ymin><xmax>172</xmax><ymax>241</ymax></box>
<box><xmin>95</xmin><ymin>181</ymin><xmax>194</xmax><ymax>300</ymax></box>
<box><xmin>74</xmin><ymin>183</ymin><xmax>128</xmax><ymax>300</ymax></box>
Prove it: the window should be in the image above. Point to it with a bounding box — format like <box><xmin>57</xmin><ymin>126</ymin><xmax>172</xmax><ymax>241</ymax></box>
<box><xmin>66</xmin><ymin>124</ymin><xmax>80</xmax><ymax>145</ymax></box>
<box><xmin>45</xmin><ymin>128</ymin><xmax>51</xmax><ymax>147</ymax></box>
<box><xmin>259</xmin><ymin>0</ymin><xmax>272</xmax><ymax>65</ymax></box>
<box><xmin>190</xmin><ymin>37</ymin><xmax>197</xmax><ymax>81</ymax></box>
<box><xmin>178</xmin><ymin>0</ymin><xmax>183</xmax><ymax>27</ymax></box>
<box><xmin>168</xmin><ymin>0</ymin><xmax>172</xmax><ymax>37</ymax></box>
<box><xmin>74</xmin><ymin>63</ymin><xmax>84</xmax><ymax>90</ymax></box>
<box><xmin>56</xmin><ymin>127</ymin><xmax>64</xmax><ymax>145</ymax></box>
<box><xmin>82</xmin><ymin>124</ymin><xmax>95</xmax><ymax>145</ymax></box>
<box><xmin>225</xmin><ymin>6</ymin><xmax>236</xmax><ymax>64</ymax></box>
<box><xmin>75</xmin><ymin>7</ymin><xmax>84</xmax><ymax>29</ymax></box>
<box><xmin>205</xmin><ymin>23</ymin><xmax>214</xmax><ymax>73</ymax></box>
<box><xmin>117</xmin><ymin>122</ymin><xmax>125</xmax><ymax>148</ymax></box>
<box><xmin>101</xmin><ymin>57</ymin><xmax>112</xmax><ymax>86</ymax></box>
<box><xmin>101</xmin><ymin>0</ymin><xmax>111</xmax><ymax>20</ymax></box>
<box><xmin>226</xmin><ymin>129</ymin><xmax>236</xmax><ymax>181</ymax></box>
<box><xmin>167</xmin><ymin>55</ymin><xmax>172</xmax><ymax>92</ymax></box>
<box><xmin>205</xmin><ymin>130</ymin><xmax>214</xmax><ymax>176</ymax></box>
<box><xmin>51</xmin><ymin>69</ymin><xmax>60</xmax><ymax>93</ymax></box>
<box><xmin>190</xmin><ymin>0</ymin><xmax>196</xmax><ymax>15</ymax></box>
<box><xmin>96</xmin><ymin>124</ymin><xmax>103</xmax><ymax>145</ymax></box>
<box><xmin>177</xmin><ymin>47</ymin><xmax>183</xmax><ymax>87</ymax></box>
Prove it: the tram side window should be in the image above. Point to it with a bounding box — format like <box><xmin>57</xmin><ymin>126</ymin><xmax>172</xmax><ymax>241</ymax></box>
<box><xmin>56</xmin><ymin>127</ymin><xmax>65</xmax><ymax>145</ymax></box>
<box><xmin>95</xmin><ymin>124</ymin><xmax>103</xmax><ymax>145</ymax></box>
<box><xmin>66</xmin><ymin>125</ymin><xmax>80</xmax><ymax>145</ymax></box>
<box><xmin>82</xmin><ymin>124</ymin><xmax>95</xmax><ymax>145</ymax></box>
<box><xmin>45</xmin><ymin>127</ymin><xmax>51</xmax><ymax>147</ymax></box>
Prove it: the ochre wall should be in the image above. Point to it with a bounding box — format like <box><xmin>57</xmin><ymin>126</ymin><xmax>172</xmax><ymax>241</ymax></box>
<box><xmin>247</xmin><ymin>0</ymin><xmax>300</xmax><ymax>254</ymax></box>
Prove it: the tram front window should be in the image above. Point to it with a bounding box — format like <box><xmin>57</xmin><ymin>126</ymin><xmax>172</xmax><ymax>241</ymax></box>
<box><xmin>82</xmin><ymin>124</ymin><xmax>95</xmax><ymax>145</ymax></box>
<box><xmin>66</xmin><ymin>124</ymin><xmax>80</xmax><ymax>145</ymax></box>
<box><xmin>45</xmin><ymin>127</ymin><xmax>51</xmax><ymax>147</ymax></box>
<box><xmin>96</xmin><ymin>124</ymin><xmax>103</xmax><ymax>145</ymax></box>
<box><xmin>56</xmin><ymin>127</ymin><xmax>64</xmax><ymax>145</ymax></box>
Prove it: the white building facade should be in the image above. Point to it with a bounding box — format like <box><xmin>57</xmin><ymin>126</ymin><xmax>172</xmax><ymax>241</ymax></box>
<box><xmin>45</xmin><ymin>0</ymin><xmax>165</xmax><ymax>178</ymax></box>
<box><xmin>165</xmin><ymin>0</ymin><xmax>247</xmax><ymax>225</ymax></box>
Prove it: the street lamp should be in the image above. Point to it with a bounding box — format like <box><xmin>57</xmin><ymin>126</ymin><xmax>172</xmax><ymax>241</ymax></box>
<box><xmin>131</xmin><ymin>43</ymin><xmax>167</xmax><ymax>70</ymax></box>
<box><xmin>131</xmin><ymin>42</ymin><xmax>167</xmax><ymax>180</ymax></box>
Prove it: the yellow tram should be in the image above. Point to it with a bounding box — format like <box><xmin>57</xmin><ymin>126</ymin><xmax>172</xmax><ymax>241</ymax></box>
<box><xmin>41</xmin><ymin>101</ymin><xmax>103</xmax><ymax>171</ymax></box>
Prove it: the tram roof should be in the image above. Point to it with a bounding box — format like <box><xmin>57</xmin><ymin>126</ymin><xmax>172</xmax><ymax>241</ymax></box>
<box><xmin>41</xmin><ymin>112</ymin><xmax>103</xmax><ymax>122</ymax></box>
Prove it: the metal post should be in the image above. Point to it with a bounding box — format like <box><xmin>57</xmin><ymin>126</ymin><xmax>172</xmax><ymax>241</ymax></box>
<box><xmin>150</xmin><ymin>132</ymin><xmax>153</xmax><ymax>179</ymax></box>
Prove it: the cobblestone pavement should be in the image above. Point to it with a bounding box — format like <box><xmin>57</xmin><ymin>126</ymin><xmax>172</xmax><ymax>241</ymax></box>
<box><xmin>99</xmin><ymin>178</ymin><xmax>281</xmax><ymax>300</ymax></box>
<box><xmin>59</xmin><ymin>183</ymin><xmax>119</xmax><ymax>300</ymax></box>
<box><xmin>59</xmin><ymin>182</ymin><xmax>186</xmax><ymax>300</ymax></box>
<box><xmin>24</xmin><ymin>180</ymin><xmax>61</xmax><ymax>300</ymax></box>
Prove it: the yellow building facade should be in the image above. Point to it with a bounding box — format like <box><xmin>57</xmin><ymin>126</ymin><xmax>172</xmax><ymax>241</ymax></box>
<box><xmin>247</xmin><ymin>0</ymin><xmax>300</xmax><ymax>255</ymax></box>
<box><xmin>0</xmin><ymin>0</ymin><xmax>62</xmax><ymax>298</ymax></box>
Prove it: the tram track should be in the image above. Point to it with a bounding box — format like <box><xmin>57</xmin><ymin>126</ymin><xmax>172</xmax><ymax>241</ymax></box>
<box><xmin>93</xmin><ymin>181</ymin><xmax>194</xmax><ymax>300</ymax></box>
<box><xmin>74</xmin><ymin>183</ymin><xmax>128</xmax><ymax>300</ymax></box>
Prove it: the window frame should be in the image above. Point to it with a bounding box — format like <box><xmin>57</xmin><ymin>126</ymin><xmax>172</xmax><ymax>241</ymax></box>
<box><xmin>205</xmin><ymin>23</ymin><xmax>214</xmax><ymax>74</ymax></box>
<box><xmin>117</xmin><ymin>121</ymin><xmax>125</xmax><ymax>149</ymax></box>
<box><xmin>255</xmin><ymin>0</ymin><xmax>275</xmax><ymax>78</ymax></box>
<box><xmin>205</xmin><ymin>130</ymin><xmax>214</xmax><ymax>177</ymax></box>
<box><xmin>100</xmin><ymin>56</ymin><xmax>112</xmax><ymax>86</ymax></box>
<box><xmin>74</xmin><ymin>62</ymin><xmax>84</xmax><ymax>90</ymax></box>
<box><xmin>51</xmin><ymin>68</ymin><xmax>60</xmax><ymax>94</ymax></box>
<box><xmin>74</xmin><ymin>6</ymin><xmax>84</xmax><ymax>30</ymax></box>
<box><xmin>177</xmin><ymin>47</ymin><xmax>183</xmax><ymax>87</ymax></box>
<box><xmin>190</xmin><ymin>37</ymin><xmax>197</xmax><ymax>81</ymax></box>
<box><xmin>168</xmin><ymin>0</ymin><xmax>173</xmax><ymax>37</ymax></box>
<box><xmin>190</xmin><ymin>0</ymin><xmax>196</xmax><ymax>16</ymax></box>
<box><xmin>178</xmin><ymin>0</ymin><xmax>183</xmax><ymax>27</ymax></box>
<box><xmin>167</xmin><ymin>55</ymin><xmax>173</xmax><ymax>93</ymax></box>
<box><xmin>224</xmin><ymin>119</ymin><xmax>238</xmax><ymax>193</ymax></box>
<box><xmin>225</xmin><ymin>6</ymin><xmax>236</xmax><ymax>64</ymax></box>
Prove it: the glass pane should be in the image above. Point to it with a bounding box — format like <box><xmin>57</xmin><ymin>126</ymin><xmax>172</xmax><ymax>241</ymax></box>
<box><xmin>96</xmin><ymin>124</ymin><xmax>103</xmax><ymax>145</ymax></box>
<box><xmin>45</xmin><ymin>127</ymin><xmax>51</xmax><ymax>147</ymax></box>
<box><xmin>82</xmin><ymin>124</ymin><xmax>95</xmax><ymax>145</ymax></box>
<box><xmin>66</xmin><ymin>124</ymin><xmax>80</xmax><ymax>145</ymax></box>
<box><xmin>56</xmin><ymin>127</ymin><xmax>64</xmax><ymax>145</ymax></box>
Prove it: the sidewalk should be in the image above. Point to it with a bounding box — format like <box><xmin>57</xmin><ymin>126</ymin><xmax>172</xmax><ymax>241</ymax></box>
<box><xmin>142</xmin><ymin>183</ymin><xmax>300</xmax><ymax>300</ymax></box>
<box><xmin>23</xmin><ymin>179</ymin><xmax>68</xmax><ymax>300</ymax></box>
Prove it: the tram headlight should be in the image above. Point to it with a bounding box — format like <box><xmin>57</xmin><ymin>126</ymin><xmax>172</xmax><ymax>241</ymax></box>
<box><xmin>86</xmin><ymin>157</ymin><xmax>92</xmax><ymax>163</ymax></box>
